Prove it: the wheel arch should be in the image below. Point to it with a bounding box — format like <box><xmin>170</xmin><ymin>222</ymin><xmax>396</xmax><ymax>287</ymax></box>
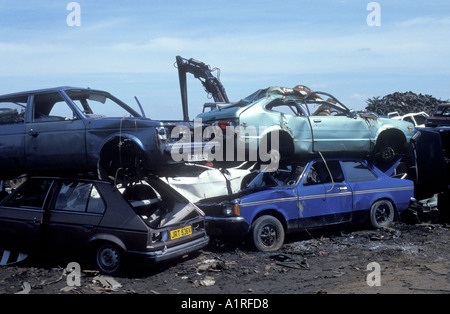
<box><xmin>370</xmin><ymin>197</ymin><xmax>401</xmax><ymax>221</ymax></box>
<box><xmin>375</xmin><ymin>128</ymin><xmax>408</xmax><ymax>150</ymax></box>
<box><xmin>252</xmin><ymin>209</ymin><xmax>288</xmax><ymax>232</ymax></box>
<box><xmin>260</xmin><ymin>129</ymin><xmax>295</xmax><ymax>158</ymax></box>
<box><xmin>97</xmin><ymin>133</ymin><xmax>148</xmax><ymax>180</ymax></box>
<box><xmin>87</xmin><ymin>233</ymin><xmax>128</xmax><ymax>253</ymax></box>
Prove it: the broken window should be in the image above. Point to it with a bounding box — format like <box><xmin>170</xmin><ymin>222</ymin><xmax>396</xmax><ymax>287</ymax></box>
<box><xmin>266</xmin><ymin>101</ymin><xmax>304</xmax><ymax>116</ymax></box>
<box><xmin>4</xmin><ymin>179</ymin><xmax>52</xmax><ymax>209</ymax></box>
<box><xmin>304</xmin><ymin>161</ymin><xmax>344</xmax><ymax>186</ymax></box>
<box><xmin>0</xmin><ymin>96</ymin><xmax>27</xmax><ymax>125</ymax></box>
<box><xmin>32</xmin><ymin>93</ymin><xmax>78</xmax><ymax>122</ymax></box>
<box><xmin>120</xmin><ymin>180</ymin><xmax>202</xmax><ymax>229</ymax></box>
<box><xmin>248</xmin><ymin>163</ymin><xmax>306</xmax><ymax>188</ymax></box>
<box><xmin>65</xmin><ymin>90</ymin><xmax>139</xmax><ymax>118</ymax></box>
<box><xmin>55</xmin><ymin>181</ymin><xmax>105</xmax><ymax>214</ymax></box>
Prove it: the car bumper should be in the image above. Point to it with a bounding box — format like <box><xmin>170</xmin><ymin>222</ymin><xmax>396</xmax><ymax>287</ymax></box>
<box><xmin>128</xmin><ymin>235</ymin><xmax>210</xmax><ymax>264</ymax></box>
<box><xmin>164</xmin><ymin>141</ymin><xmax>221</xmax><ymax>162</ymax></box>
<box><xmin>205</xmin><ymin>216</ymin><xmax>249</xmax><ymax>237</ymax></box>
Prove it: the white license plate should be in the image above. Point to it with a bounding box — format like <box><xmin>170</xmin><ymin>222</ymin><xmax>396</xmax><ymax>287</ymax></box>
<box><xmin>188</xmin><ymin>153</ymin><xmax>208</xmax><ymax>161</ymax></box>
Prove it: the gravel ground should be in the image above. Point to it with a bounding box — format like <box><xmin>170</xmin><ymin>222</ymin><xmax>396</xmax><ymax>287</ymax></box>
<box><xmin>1</xmin><ymin>221</ymin><xmax>449</xmax><ymax>295</ymax></box>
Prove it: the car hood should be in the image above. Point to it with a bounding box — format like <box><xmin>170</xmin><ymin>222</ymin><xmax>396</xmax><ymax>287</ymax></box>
<box><xmin>196</xmin><ymin>185</ymin><xmax>280</xmax><ymax>207</ymax></box>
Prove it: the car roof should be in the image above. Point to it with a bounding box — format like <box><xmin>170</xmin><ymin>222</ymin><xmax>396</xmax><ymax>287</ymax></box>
<box><xmin>0</xmin><ymin>86</ymin><xmax>109</xmax><ymax>98</ymax></box>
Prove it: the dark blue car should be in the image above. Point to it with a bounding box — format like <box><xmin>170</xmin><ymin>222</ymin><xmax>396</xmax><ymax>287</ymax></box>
<box><xmin>197</xmin><ymin>158</ymin><xmax>414</xmax><ymax>252</ymax></box>
<box><xmin>0</xmin><ymin>86</ymin><xmax>209</xmax><ymax>182</ymax></box>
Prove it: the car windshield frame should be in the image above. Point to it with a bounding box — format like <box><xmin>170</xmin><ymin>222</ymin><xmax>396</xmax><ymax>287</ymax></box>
<box><xmin>300</xmin><ymin>91</ymin><xmax>351</xmax><ymax>116</ymax></box>
<box><xmin>247</xmin><ymin>163</ymin><xmax>307</xmax><ymax>189</ymax></box>
<box><xmin>63</xmin><ymin>89</ymin><xmax>141</xmax><ymax>118</ymax></box>
<box><xmin>234</xmin><ymin>87</ymin><xmax>351</xmax><ymax>117</ymax></box>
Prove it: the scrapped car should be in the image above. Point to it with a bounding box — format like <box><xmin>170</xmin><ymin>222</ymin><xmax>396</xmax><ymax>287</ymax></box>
<box><xmin>164</xmin><ymin>162</ymin><xmax>256</xmax><ymax>203</ymax></box>
<box><xmin>0</xmin><ymin>176</ymin><xmax>209</xmax><ymax>274</ymax></box>
<box><xmin>0</xmin><ymin>86</ymin><xmax>209</xmax><ymax>181</ymax></box>
<box><xmin>196</xmin><ymin>86</ymin><xmax>415</xmax><ymax>163</ymax></box>
<box><xmin>197</xmin><ymin>158</ymin><xmax>414</xmax><ymax>252</ymax></box>
<box><xmin>388</xmin><ymin>111</ymin><xmax>429</xmax><ymax>127</ymax></box>
<box><xmin>425</xmin><ymin>103</ymin><xmax>450</xmax><ymax>127</ymax></box>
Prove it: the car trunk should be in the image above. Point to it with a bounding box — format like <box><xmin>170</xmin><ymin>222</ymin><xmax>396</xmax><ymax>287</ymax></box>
<box><xmin>118</xmin><ymin>177</ymin><xmax>207</xmax><ymax>247</ymax></box>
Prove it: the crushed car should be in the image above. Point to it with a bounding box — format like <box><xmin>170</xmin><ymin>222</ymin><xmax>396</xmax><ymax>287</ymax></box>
<box><xmin>0</xmin><ymin>176</ymin><xmax>209</xmax><ymax>275</ymax></box>
<box><xmin>164</xmin><ymin>162</ymin><xmax>257</xmax><ymax>203</ymax></box>
<box><xmin>388</xmin><ymin>111</ymin><xmax>429</xmax><ymax>127</ymax></box>
<box><xmin>0</xmin><ymin>86</ymin><xmax>212</xmax><ymax>182</ymax></box>
<box><xmin>195</xmin><ymin>85</ymin><xmax>415</xmax><ymax>164</ymax></box>
<box><xmin>196</xmin><ymin>158</ymin><xmax>414</xmax><ymax>252</ymax></box>
<box><xmin>425</xmin><ymin>103</ymin><xmax>450</xmax><ymax>127</ymax></box>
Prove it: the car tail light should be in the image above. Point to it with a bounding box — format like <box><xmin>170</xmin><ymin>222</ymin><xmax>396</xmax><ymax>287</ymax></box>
<box><xmin>216</xmin><ymin>120</ymin><xmax>236</xmax><ymax>131</ymax></box>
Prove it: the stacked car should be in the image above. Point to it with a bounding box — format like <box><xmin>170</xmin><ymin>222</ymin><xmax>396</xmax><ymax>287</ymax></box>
<box><xmin>2</xmin><ymin>56</ymin><xmax>448</xmax><ymax>273</ymax></box>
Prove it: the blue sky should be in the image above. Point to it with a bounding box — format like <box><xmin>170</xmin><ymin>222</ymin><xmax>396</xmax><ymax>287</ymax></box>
<box><xmin>0</xmin><ymin>0</ymin><xmax>449</xmax><ymax>120</ymax></box>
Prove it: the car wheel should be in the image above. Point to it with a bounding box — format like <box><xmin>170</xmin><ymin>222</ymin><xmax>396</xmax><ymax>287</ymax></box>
<box><xmin>369</xmin><ymin>200</ymin><xmax>395</xmax><ymax>228</ymax></box>
<box><xmin>95</xmin><ymin>243</ymin><xmax>124</xmax><ymax>275</ymax></box>
<box><xmin>374</xmin><ymin>134</ymin><xmax>405</xmax><ymax>162</ymax></box>
<box><xmin>251</xmin><ymin>215</ymin><xmax>285</xmax><ymax>252</ymax></box>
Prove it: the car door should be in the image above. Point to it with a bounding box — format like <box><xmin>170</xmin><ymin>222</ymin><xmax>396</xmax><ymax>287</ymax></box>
<box><xmin>340</xmin><ymin>160</ymin><xmax>380</xmax><ymax>212</ymax></box>
<box><xmin>43</xmin><ymin>180</ymin><xmax>105</xmax><ymax>254</ymax></box>
<box><xmin>0</xmin><ymin>95</ymin><xmax>29</xmax><ymax>176</ymax></box>
<box><xmin>264</xmin><ymin>101</ymin><xmax>313</xmax><ymax>153</ymax></box>
<box><xmin>296</xmin><ymin>160</ymin><xmax>352</xmax><ymax>227</ymax></box>
<box><xmin>0</xmin><ymin>178</ymin><xmax>53</xmax><ymax>252</ymax></box>
<box><xmin>25</xmin><ymin>92</ymin><xmax>87</xmax><ymax>172</ymax></box>
<box><xmin>308</xmin><ymin>106</ymin><xmax>373</xmax><ymax>153</ymax></box>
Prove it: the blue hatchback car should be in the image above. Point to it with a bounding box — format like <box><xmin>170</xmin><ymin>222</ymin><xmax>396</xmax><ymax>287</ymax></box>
<box><xmin>197</xmin><ymin>158</ymin><xmax>414</xmax><ymax>252</ymax></box>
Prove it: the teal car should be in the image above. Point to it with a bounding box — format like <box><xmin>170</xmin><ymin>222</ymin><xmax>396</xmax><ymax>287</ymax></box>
<box><xmin>196</xmin><ymin>85</ymin><xmax>415</xmax><ymax>163</ymax></box>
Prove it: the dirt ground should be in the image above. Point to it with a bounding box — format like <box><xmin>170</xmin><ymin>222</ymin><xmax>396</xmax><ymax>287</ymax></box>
<box><xmin>1</xmin><ymin>217</ymin><xmax>449</xmax><ymax>295</ymax></box>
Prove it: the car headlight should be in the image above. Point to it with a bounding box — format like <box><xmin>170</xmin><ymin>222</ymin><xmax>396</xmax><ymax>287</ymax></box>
<box><xmin>223</xmin><ymin>203</ymin><xmax>240</xmax><ymax>217</ymax></box>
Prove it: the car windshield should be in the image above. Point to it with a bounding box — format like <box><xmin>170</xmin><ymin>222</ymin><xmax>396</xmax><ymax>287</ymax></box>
<box><xmin>247</xmin><ymin>163</ymin><xmax>306</xmax><ymax>188</ymax></box>
<box><xmin>65</xmin><ymin>90</ymin><xmax>140</xmax><ymax>118</ymax></box>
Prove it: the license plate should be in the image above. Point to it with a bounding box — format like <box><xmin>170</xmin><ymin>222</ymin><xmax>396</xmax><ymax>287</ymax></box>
<box><xmin>188</xmin><ymin>153</ymin><xmax>208</xmax><ymax>162</ymax></box>
<box><xmin>170</xmin><ymin>226</ymin><xmax>192</xmax><ymax>240</ymax></box>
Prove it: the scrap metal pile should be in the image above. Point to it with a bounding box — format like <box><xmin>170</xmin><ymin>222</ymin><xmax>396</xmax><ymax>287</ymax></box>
<box><xmin>365</xmin><ymin>91</ymin><xmax>448</xmax><ymax>116</ymax></box>
<box><xmin>0</xmin><ymin>56</ymin><xmax>449</xmax><ymax>277</ymax></box>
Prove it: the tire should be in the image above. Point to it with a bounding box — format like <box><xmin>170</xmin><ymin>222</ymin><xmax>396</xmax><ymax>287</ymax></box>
<box><xmin>369</xmin><ymin>200</ymin><xmax>395</xmax><ymax>228</ymax></box>
<box><xmin>95</xmin><ymin>243</ymin><xmax>125</xmax><ymax>275</ymax></box>
<box><xmin>374</xmin><ymin>134</ymin><xmax>405</xmax><ymax>163</ymax></box>
<box><xmin>251</xmin><ymin>215</ymin><xmax>285</xmax><ymax>252</ymax></box>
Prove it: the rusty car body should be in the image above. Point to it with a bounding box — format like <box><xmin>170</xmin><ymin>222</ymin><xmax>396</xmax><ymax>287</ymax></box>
<box><xmin>196</xmin><ymin>85</ymin><xmax>415</xmax><ymax>163</ymax></box>
<box><xmin>0</xmin><ymin>176</ymin><xmax>209</xmax><ymax>274</ymax></box>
